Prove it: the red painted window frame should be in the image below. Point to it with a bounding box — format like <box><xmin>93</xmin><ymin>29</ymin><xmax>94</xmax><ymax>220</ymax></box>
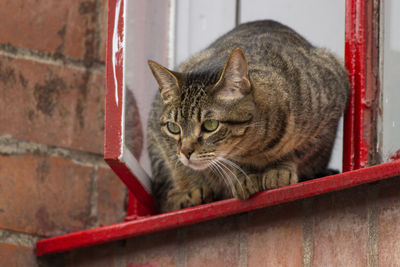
<box><xmin>36</xmin><ymin>0</ymin><xmax>400</xmax><ymax>256</ymax></box>
<box><xmin>103</xmin><ymin>0</ymin><xmax>156</xmax><ymax>216</ymax></box>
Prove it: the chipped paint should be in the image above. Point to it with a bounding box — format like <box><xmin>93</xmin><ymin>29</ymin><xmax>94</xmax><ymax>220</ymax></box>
<box><xmin>112</xmin><ymin>0</ymin><xmax>124</xmax><ymax>106</ymax></box>
<box><xmin>390</xmin><ymin>150</ymin><xmax>400</xmax><ymax>161</ymax></box>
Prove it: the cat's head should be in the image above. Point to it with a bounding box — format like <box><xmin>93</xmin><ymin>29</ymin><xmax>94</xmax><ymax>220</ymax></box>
<box><xmin>148</xmin><ymin>48</ymin><xmax>255</xmax><ymax>170</ymax></box>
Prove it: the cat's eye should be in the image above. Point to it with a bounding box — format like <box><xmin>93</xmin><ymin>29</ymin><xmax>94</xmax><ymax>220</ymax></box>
<box><xmin>202</xmin><ymin>120</ymin><xmax>219</xmax><ymax>132</ymax></box>
<box><xmin>167</xmin><ymin>122</ymin><xmax>180</xmax><ymax>134</ymax></box>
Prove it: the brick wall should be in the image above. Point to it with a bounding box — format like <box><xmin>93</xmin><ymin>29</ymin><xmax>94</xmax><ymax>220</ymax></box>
<box><xmin>38</xmin><ymin>178</ymin><xmax>400</xmax><ymax>267</ymax></box>
<box><xmin>0</xmin><ymin>1</ymin><xmax>127</xmax><ymax>266</ymax></box>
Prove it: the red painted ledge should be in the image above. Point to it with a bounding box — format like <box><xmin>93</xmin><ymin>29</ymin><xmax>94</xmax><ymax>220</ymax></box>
<box><xmin>36</xmin><ymin>160</ymin><xmax>400</xmax><ymax>256</ymax></box>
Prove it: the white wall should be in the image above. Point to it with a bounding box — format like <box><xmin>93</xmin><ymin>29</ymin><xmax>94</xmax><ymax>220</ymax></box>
<box><xmin>175</xmin><ymin>0</ymin><xmax>237</xmax><ymax>66</ymax></box>
<box><xmin>239</xmin><ymin>0</ymin><xmax>345</xmax><ymax>57</ymax></box>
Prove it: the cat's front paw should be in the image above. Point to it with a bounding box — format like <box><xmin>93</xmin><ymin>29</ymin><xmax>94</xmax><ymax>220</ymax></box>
<box><xmin>166</xmin><ymin>185</ymin><xmax>213</xmax><ymax>211</ymax></box>
<box><xmin>232</xmin><ymin>173</ymin><xmax>260</xmax><ymax>200</ymax></box>
<box><xmin>261</xmin><ymin>167</ymin><xmax>298</xmax><ymax>189</ymax></box>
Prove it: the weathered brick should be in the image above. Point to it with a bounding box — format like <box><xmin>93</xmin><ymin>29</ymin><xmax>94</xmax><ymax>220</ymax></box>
<box><xmin>184</xmin><ymin>216</ymin><xmax>241</xmax><ymax>267</ymax></box>
<box><xmin>0</xmin><ymin>243</ymin><xmax>37</xmax><ymax>267</ymax></box>
<box><xmin>42</xmin><ymin>231</ymin><xmax>178</xmax><ymax>267</ymax></box>
<box><xmin>0</xmin><ymin>0</ymin><xmax>105</xmax><ymax>63</ymax></box>
<box><xmin>312</xmin><ymin>187</ymin><xmax>368</xmax><ymax>266</ymax></box>
<box><xmin>247</xmin><ymin>202</ymin><xmax>303</xmax><ymax>267</ymax></box>
<box><xmin>0</xmin><ymin>55</ymin><xmax>104</xmax><ymax>154</ymax></box>
<box><xmin>124</xmin><ymin>230</ymin><xmax>179</xmax><ymax>267</ymax></box>
<box><xmin>378</xmin><ymin>177</ymin><xmax>400</xmax><ymax>265</ymax></box>
<box><xmin>97</xmin><ymin>167</ymin><xmax>127</xmax><ymax>226</ymax></box>
<box><xmin>0</xmin><ymin>154</ymin><xmax>95</xmax><ymax>236</ymax></box>
<box><xmin>38</xmin><ymin>241</ymin><xmax>123</xmax><ymax>267</ymax></box>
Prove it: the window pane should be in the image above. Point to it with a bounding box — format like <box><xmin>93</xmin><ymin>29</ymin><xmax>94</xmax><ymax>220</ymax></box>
<box><xmin>381</xmin><ymin>0</ymin><xmax>400</xmax><ymax>161</ymax></box>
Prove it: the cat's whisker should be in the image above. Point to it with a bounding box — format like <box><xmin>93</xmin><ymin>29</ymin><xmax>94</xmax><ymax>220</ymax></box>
<box><xmin>216</xmin><ymin>159</ymin><xmax>246</xmax><ymax>198</ymax></box>
<box><xmin>245</xmin><ymin>121</ymin><xmax>267</xmax><ymax>128</ymax></box>
<box><xmin>213</xmin><ymin>161</ymin><xmax>233</xmax><ymax>195</ymax></box>
<box><xmin>220</xmin><ymin>157</ymin><xmax>255</xmax><ymax>192</ymax></box>
<box><xmin>219</xmin><ymin>158</ymin><xmax>254</xmax><ymax>189</ymax></box>
<box><xmin>243</xmin><ymin>120</ymin><xmax>268</xmax><ymax>129</ymax></box>
<box><xmin>208</xmin><ymin>160</ymin><xmax>231</xmax><ymax>191</ymax></box>
<box><xmin>213</xmin><ymin>160</ymin><xmax>237</xmax><ymax>197</ymax></box>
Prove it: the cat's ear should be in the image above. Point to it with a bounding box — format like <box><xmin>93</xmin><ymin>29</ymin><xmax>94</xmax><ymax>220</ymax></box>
<box><xmin>148</xmin><ymin>60</ymin><xmax>180</xmax><ymax>104</ymax></box>
<box><xmin>212</xmin><ymin>48</ymin><xmax>251</xmax><ymax>103</ymax></box>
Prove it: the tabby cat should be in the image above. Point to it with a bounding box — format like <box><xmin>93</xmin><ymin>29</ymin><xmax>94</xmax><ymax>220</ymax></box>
<box><xmin>147</xmin><ymin>20</ymin><xmax>349</xmax><ymax>212</ymax></box>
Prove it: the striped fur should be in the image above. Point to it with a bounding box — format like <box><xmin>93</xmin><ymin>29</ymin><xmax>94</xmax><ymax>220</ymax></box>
<box><xmin>147</xmin><ymin>20</ymin><xmax>349</xmax><ymax>212</ymax></box>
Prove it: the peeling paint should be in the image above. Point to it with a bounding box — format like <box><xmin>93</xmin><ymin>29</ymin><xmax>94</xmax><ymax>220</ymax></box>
<box><xmin>389</xmin><ymin>150</ymin><xmax>400</xmax><ymax>161</ymax></box>
<box><xmin>112</xmin><ymin>0</ymin><xmax>124</xmax><ymax>106</ymax></box>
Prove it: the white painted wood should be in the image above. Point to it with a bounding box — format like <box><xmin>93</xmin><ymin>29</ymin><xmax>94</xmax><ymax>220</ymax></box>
<box><xmin>168</xmin><ymin>0</ymin><xmax>177</xmax><ymax>69</ymax></box>
<box><xmin>175</xmin><ymin>0</ymin><xmax>237</xmax><ymax>67</ymax></box>
<box><xmin>240</xmin><ymin>0</ymin><xmax>346</xmax><ymax>171</ymax></box>
<box><xmin>381</xmin><ymin>0</ymin><xmax>400</xmax><ymax>161</ymax></box>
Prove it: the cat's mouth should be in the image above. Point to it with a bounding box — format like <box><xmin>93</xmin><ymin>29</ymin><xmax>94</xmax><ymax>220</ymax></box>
<box><xmin>179</xmin><ymin>156</ymin><xmax>210</xmax><ymax>170</ymax></box>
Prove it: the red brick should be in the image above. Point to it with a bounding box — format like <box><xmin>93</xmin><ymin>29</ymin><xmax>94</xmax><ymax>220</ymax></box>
<box><xmin>0</xmin><ymin>55</ymin><xmax>104</xmax><ymax>154</ymax></box>
<box><xmin>312</xmin><ymin>188</ymin><xmax>368</xmax><ymax>266</ymax></box>
<box><xmin>378</xmin><ymin>177</ymin><xmax>400</xmax><ymax>265</ymax></box>
<box><xmin>37</xmin><ymin>241</ymin><xmax>122</xmax><ymax>267</ymax></box>
<box><xmin>66</xmin><ymin>243</ymin><xmax>121</xmax><ymax>267</ymax></box>
<box><xmin>0</xmin><ymin>154</ymin><xmax>95</xmax><ymax>236</ymax></box>
<box><xmin>0</xmin><ymin>0</ymin><xmax>105</xmax><ymax>62</ymax></box>
<box><xmin>184</xmin><ymin>217</ymin><xmax>241</xmax><ymax>267</ymax></box>
<box><xmin>0</xmin><ymin>243</ymin><xmax>37</xmax><ymax>267</ymax></box>
<box><xmin>97</xmin><ymin>167</ymin><xmax>127</xmax><ymax>226</ymax></box>
<box><xmin>124</xmin><ymin>230</ymin><xmax>179</xmax><ymax>267</ymax></box>
<box><xmin>247</xmin><ymin>202</ymin><xmax>303</xmax><ymax>267</ymax></box>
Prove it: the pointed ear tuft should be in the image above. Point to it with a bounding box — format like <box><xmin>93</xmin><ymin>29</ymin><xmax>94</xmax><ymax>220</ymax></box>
<box><xmin>148</xmin><ymin>60</ymin><xmax>180</xmax><ymax>104</ymax></box>
<box><xmin>212</xmin><ymin>48</ymin><xmax>251</xmax><ymax>103</ymax></box>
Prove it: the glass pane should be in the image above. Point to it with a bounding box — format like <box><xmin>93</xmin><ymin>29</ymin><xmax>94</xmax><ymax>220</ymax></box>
<box><xmin>123</xmin><ymin>0</ymin><xmax>170</xmax><ymax>186</ymax></box>
<box><xmin>381</xmin><ymin>0</ymin><xmax>400</xmax><ymax>162</ymax></box>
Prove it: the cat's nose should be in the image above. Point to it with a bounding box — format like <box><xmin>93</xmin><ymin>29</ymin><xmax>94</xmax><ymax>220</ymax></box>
<box><xmin>181</xmin><ymin>147</ymin><xmax>194</xmax><ymax>160</ymax></box>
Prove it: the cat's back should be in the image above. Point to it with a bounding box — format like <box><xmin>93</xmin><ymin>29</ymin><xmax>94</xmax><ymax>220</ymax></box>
<box><xmin>178</xmin><ymin>20</ymin><xmax>313</xmax><ymax>73</ymax></box>
<box><xmin>212</xmin><ymin>20</ymin><xmax>312</xmax><ymax>50</ymax></box>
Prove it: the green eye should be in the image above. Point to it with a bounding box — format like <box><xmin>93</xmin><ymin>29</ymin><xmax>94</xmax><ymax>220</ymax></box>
<box><xmin>203</xmin><ymin>120</ymin><xmax>219</xmax><ymax>132</ymax></box>
<box><xmin>167</xmin><ymin>122</ymin><xmax>180</xmax><ymax>134</ymax></box>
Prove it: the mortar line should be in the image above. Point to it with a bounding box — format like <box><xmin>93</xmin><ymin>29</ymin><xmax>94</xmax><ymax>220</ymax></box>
<box><xmin>367</xmin><ymin>184</ymin><xmax>379</xmax><ymax>267</ymax></box>
<box><xmin>238</xmin><ymin>213</ymin><xmax>248</xmax><ymax>267</ymax></box>
<box><xmin>177</xmin><ymin>228</ymin><xmax>186</xmax><ymax>267</ymax></box>
<box><xmin>90</xmin><ymin>166</ymin><xmax>100</xmax><ymax>228</ymax></box>
<box><xmin>0</xmin><ymin>44</ymin><xmax>105</xmax><ymax>73</ymax></box>
<box><xmin>302</xmin><ymin>198</ymin><xmax>314</xmax><ymax>267</ymax></box>
<box><xmin>0</xmin><ymin>135</ymin><xmax>107</xmax><ymax>167</ymax></box>
<box><xmin>0</xmin><ymin>228</ymin><xmax>42</xmax><ymax>248</ymax></box>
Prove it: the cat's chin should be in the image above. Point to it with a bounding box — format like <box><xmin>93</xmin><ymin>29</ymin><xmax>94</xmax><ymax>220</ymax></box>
<box><xmin>180</xmin><ymin>158</ymin><xmax>209</xmax><ymax>171</ymax></box>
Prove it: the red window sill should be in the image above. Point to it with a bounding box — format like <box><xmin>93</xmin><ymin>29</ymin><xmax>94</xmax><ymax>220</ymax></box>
<box><xmin>36</xmin><ymin>159</ymin><xmax>400</xmax><ymax>256</ymax></box>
